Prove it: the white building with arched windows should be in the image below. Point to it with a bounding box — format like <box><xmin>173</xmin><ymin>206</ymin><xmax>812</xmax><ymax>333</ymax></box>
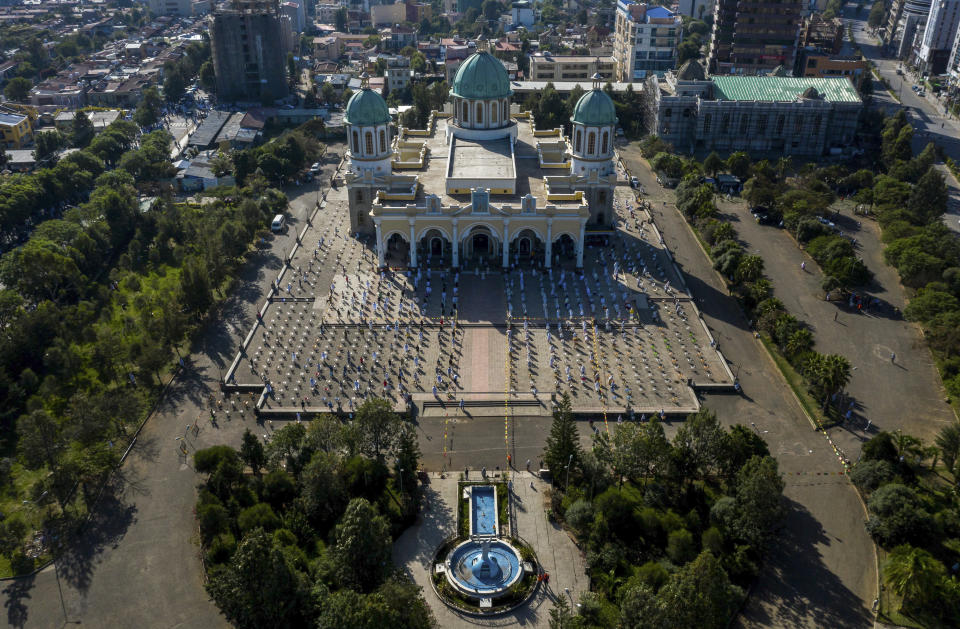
<box><xmin>344</xmin><ymin>50</ymin><xmax>619</xmax><ymax>270</ymax></box>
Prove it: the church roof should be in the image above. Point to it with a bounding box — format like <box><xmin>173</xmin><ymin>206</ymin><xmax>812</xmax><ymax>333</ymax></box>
<box><xmin>451</xmin><ymin>50</ymin><xmax>512</xmax><ymax>100</ymax></box>
<box><xmin>571</xmin><ymin>88</ymin><xmax>617</xmax><ymax>126</ymax></box>
<box><xmin>675</xmin><ymin>60</ymin><xmax>706</xmax><ymax>81</ymax></box>
<box><xmin>344</xmin><ymin>85</ymin><xmax>390</xmax><ymax>126</ymax></box>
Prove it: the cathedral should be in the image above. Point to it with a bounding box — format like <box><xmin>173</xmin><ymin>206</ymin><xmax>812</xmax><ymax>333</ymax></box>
<box><xmin>344</xmin><ymin>45</ymin><xmax>619</xmax><ymax>270</ymax></box>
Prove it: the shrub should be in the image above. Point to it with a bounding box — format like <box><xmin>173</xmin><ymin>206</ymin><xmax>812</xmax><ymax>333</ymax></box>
<box><xmin>865</xmin><ymin>483</ymin><xmax>934</xmax><ymax>547</ymax></box>
<box><xmin>207</xmin><ymin>532</ymin><xmax>237</xmax><ymax>564</ymax></box>
<box><xmin>194</xmin><ymin>445</ymin><xmax>240</xmax><ymax>474</ymax></box>
<box><xmin>702</xmin><ymin>526</ymin><xmax>724</xmax><ymax>555</ymax></box>
<box><xmin>667</xmin><ymin>528</ymin><xmax>697</xmax><ymax>565</ymax></box>
<box><xmin>849</xmin><ymin>460</ymin><xmax>895</xmax><ymax>492</ymax></box>
<box><xmin>632</xmin><ymin>560</ymin><xmax>669</xmax><ymax>591</ymax></box>
<box><xmin>237</xmin><ymin>502</ymin><xmax>281</xmax><ymax>533</ymax></box>
<box><xmin>565</xmin><ymin>499</ymin><xmax>594</xmax><ymax>538</ymax></box>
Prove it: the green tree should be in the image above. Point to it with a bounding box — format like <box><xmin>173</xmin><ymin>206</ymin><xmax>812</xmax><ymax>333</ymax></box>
<box><xmin>935</xmin><ymin>424</ymin><xmax>960</xmax><ymax>473</ymax></box>
<box><xmin>331</xmin><ymin>497</ymin><xmax>392</xmax><ymax>592</ymax></box>
<box><xmin>657</xmin><ymin>551</ymin><xmax>742</xmax><ymax>629</ymax></box>
<box><xmin>548</xmin><ymin>595</ymin><xmax>581</xmax><ymax>629</ymax></box>
<box><xmin>394</xmin><ymin>424</ymin><xmax>420</xmax><ymax>497</ymax></box>
<box><xmin>335</xmin><ymin>7</ymin><xmax>347</xmax><ymax>31</ymax></box>
<box><xmin>205</xmin><ymin>528</ymin><xmax>309</xmax><ymax>629</ymax></box>
<box><xmin>4</xmin><ymin>77</ymin><xmax>31</xmax><ymax>101</ymax></box>
<box><xmin>240</xmin><ymin>428</ymin><xmax>266</xmax><ymax>477</ymax></box>
<box><xmin>163</xmin><ymin>61</ymin><xmax>186</xmax><ymax>101</ymax></box>
<box><xmin>354</xmin><ymin>397</ymin><xmax>401</xmax><ymax>461</ymax></box>
<box><xmin>32</xmin><ymin>130</ymin><xmax>64</xmax><ymax>163</ymax></box>
<box><xmin>543</xmin><ymin>393</ymin><xmax>582</xmax><ymax>485</ymax></box>
<box><xmin>199</xmin><ymin>60</ymin><xmax>216</xmax><ymax>92</ymax></box>
<box><xmin>884</xmin><ymin>544</ymin><xmax>946</xmax><ymax>611</ymax></box>
<box><xmin>301</xmin><ymin>450</ymin><xmax>347</xmax><ymax>529</ymax></box>
<box><xmin>703</xmin><ymin>151</ymin><xmax>724</xmax><ymax>177</ymax></box>
<box><xmin>868</xmin><ymin>1</ymin><xmax>886</xmax><ymax>28</ymax></box>
<box><xmin>725</xmin><ymin>151</ymin><xmax>751</xmax><ymax>179</ymax></box>
<box><xmin>865</xmin><ymin>483</ymin><xmax>934</xmax><ymax>546</ymax></box>
<box><xmin>71</xmin><ymin>110</ymin><xmax>95</xmax><ymax>148</ymax></box>
<box><xmin>908</xmin><ymin>168</ymin><xmax>948</xmax><ymax>224</ymax></box>
<box><xmin>133</xmin><ymin>86</ymin><xmax>163</xmax><ymax>127</ymax></box>
<box><xmin>593</xmin><ymin>421</ymin><xmax>643</xmax><ymax>489</ymax></box>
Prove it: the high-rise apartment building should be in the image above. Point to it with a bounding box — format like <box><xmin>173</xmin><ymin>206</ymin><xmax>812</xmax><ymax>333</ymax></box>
<box><xmin>211</xmin><ymin>0</ymin><xmax>288</xmax><ymax>102</ymax></box>
<box><xmin>708</xmin><ymin>0</ymin><xmax>804</xmax><ymax>75</ymax></box>
<box><xmin>613</xmin><ymin>0</ymin><xmax>683</xmax><ymax>81</ymax></box>
<box><xmin>886</xmin><ymin>0</ymin><xmax>933</xmax><ymax>59</ymax></box>
<box><xmin>915</xmin><ymin>0</ymin><xmax>960</xmax><ymax>74</ymax></box>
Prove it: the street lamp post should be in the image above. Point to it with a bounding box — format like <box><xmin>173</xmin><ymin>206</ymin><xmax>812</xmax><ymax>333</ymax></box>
<box><xmin>565</xmin><ymin>454</ymin><xmax>573</xmax><ymax>491</ymax></box>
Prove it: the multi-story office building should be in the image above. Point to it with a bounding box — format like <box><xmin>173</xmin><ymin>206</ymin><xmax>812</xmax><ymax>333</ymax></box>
<box><xmin>148</xmin><ymin>0</ymin><xmax>192</xmax><ymax>16</ymax></box>
<box><xmin>915</xmin><ymin>0</ymin><xmax>960</xmax><ymax>74</ymax></box>
<box><xmin>529</xmin><ymin>54</ymin><xmax>617</xmax><ymax>81</ymax></box>
<box><xmin>211</xmin><ymin>0</ymin><xmax>288</xmax><ymax>102</ymax></box>
<box><xmin>613</xmin><ymin>0</ymin><xmax>682</xmax><ymax>81</ymax></box>
<box><xmin>708</xmin><ymin>0</ymin><xmax>804</xmax><ymax>75</ymax></box>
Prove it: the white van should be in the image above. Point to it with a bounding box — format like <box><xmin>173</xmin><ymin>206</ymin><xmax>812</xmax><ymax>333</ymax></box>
<box><xmin>271</xmin><ymin>214</ymin><xmax>286</xmax><ymax>233</ymax></box>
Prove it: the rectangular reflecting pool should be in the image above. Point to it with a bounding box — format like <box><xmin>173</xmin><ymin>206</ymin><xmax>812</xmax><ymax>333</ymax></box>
<box><xmin>470</xmin><ymin>485</ymin><xmax>497</xmax><ymax>536</ymax></box>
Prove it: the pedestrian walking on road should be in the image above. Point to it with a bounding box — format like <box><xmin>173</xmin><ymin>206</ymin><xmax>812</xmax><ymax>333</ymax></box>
<box><xmin>891</xmin><ymin>352</ymin><xmax>896</xmax><ymax>363</ymax></box>
<box><xmin>800</xmin><ymin>261</ymin><xmax>806</xmax><ymax>271</ymax></box>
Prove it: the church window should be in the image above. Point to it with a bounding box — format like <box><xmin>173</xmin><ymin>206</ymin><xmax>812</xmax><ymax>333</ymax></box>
<box><xmin>355</xmin><ymin>189</ymin><xmax>363</xmax><ymax>203</ymax></box>
<box><xmin>491</xmin><ymin>102</ymin><xmax>498</xmax><ymax>123</ymax></box>
<box><xmin>575</xmin><ymin>129</ymin><xmax>582</xmax><ymax>152</ymax></box>
<box><xmin>365</xmin><ymin>132</ymin><xmax>374</xmax><ymax>154</ymax></box>
<box><xmin>601</xmin><ymin>131</ymin><xmax>608</xmax><ymax>154</ymax></box>
<box><xmin>379</xmin><ymin>129</ymin><xmax>386</xmax><ymax>152</ymax></box>
<box><xmin>352</xmin><ymin>130</ymin><xmax>359</xmax><ymax>152</ymax></box>
<box><xmin>463</xmin><ymin>101</ymin><xmax>469</xmax><ymax>121</ymax></box>
<box><xmin>587</xmin><ymin>132</ymin><xmax>596</xmax><ymax>154</ymax></box>
<box><xmin>477</xmin><ymin>103</ymin><xmax>483</xmax><ymax>123</ymax></box>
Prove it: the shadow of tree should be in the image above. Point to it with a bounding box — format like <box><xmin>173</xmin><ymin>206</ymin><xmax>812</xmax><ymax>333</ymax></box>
<box><xmin>735</xmin><ymin>496</ymin><xmax>872</xmax><ymax>628</ymax></box>
<box><xmin>55</xmin><ymin>483</ymin><xmax>138</xmax><ymax>593</ymax></box>
<box><xmin>2</xmin><ymin>575</ymin><xmax>33</xmax><ymax>629</ymax></box>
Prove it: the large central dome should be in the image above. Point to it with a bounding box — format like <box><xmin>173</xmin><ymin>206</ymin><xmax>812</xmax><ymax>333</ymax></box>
<box><xmin>451</xmin><ymin>51</ymin><xmax>512</xmax><ymax>100</ymax></box>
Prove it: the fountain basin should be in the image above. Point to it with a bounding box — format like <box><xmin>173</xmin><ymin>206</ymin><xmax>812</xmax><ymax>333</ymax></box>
<box><xmin>445</xmin><ymin>538</ymin><xmax>524</xmax><ymax>599</ymax></box>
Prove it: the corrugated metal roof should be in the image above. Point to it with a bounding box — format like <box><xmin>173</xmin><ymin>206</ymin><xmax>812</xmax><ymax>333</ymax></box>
<box><xmin>711</xmin><ymin>76</ymin><xmax>861</xmax><ymax>103</ymax></box>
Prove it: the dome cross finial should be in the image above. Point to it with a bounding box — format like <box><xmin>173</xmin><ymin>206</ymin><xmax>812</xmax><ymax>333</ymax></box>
<box><xmin>591</xmin><ymin>72</ymin><xmax>602</xmax><ymax>91</ymax></box>
<box><xmin>360</xmin><ymin>71</ymin><xmax>370</xmax><ymax>89</ymax></box>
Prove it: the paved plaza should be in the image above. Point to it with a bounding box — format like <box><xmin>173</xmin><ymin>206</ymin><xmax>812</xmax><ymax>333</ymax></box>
<box><xmin>226</xmin><ymin>184</ymin><xmax>732</xmax><ymax>420</ymax></box>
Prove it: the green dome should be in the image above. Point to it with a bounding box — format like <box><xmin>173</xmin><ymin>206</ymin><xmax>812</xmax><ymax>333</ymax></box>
<box><xmin>571</xmin><ymin>89</ymin><xmax>617</xmax><ymax>126</ymax></box>
<box><xmin>344</xmin><ymin>87</ymin><xmax>391</xmax><ymax>126</ymax></box>
<box><xmin>451</xmin><ymin>51</ymin><xmax>512</xmax><ymax>100</ymax></box>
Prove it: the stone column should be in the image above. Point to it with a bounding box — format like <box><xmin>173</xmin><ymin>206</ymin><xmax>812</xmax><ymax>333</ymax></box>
<box><xmin>452</xmin><ymin>220</ymin><xmax>459</xmax><ymax>268</ymax></box>
<box><xmin>576</xmin><ymin>218</ymin><xmax>586</xmax><ymax>268</ymax></box>
<box><xmin>502</xmin><ymin>219</ymin><xmax>510</xmax><ymax>268</ymax></box>
<box><xmin>408</xmin><ymin>220</ymin><xmax>417</xmax><ymax>268</ymax></box>
<box><xmin>545</xmin><ymin>218</ymin><xmax>553</xmax><ymax>268</ymax></box>
<box><xmin>375</xmin><ymin>220</ymin><xmax>384</xmax><ymax>268</ymax></box>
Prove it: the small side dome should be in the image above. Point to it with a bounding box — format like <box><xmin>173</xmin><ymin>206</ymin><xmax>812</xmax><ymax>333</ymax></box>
<box><xmin>451</xmin><ymin>51</ymin><xmax>512</xmax><ymax>100</ymax></box>
<box><xmin>344</xmin><ymin>82</ymin><xmax>391</xmax><ymax>126</ymax></box>
<box><xmin>675</xmin><ymin>60</ymin><xmax>706</xmax><ymax>81</ymax></box>
<box><xmin>800</xmin><ymin>86</ymin><xmax>821</xmax><ymax>100</ymax></box>
<box><xmin>571</xmin><ymin>88</ymin><xmax>617</xmax><ymax>126</ymax></box>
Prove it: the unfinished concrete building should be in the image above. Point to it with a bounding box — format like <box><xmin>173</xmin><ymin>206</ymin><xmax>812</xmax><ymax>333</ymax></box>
<box><xmin>708</xmin><ymin>0</ymin><xmax>804</xmax><ymax>75</ymax></box>
<box><xmin>210</xmin><ymin>0</ymin><xmax>288</xmax><ymax>103</ymax></box>
<box><xmin>644</xmin><ymin>60</ymin><xmax>863</xmax><ymax>157</ymax></box>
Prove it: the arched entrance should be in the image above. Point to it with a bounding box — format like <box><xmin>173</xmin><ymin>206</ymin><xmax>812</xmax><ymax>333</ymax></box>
<box><xmin>418</xmin><ymin>228</ymin><xmax>451</xmax><ymax>267</ymax></box>
<box><xmin>509</xmin><ymin>228</ymin><xmax>544</xmax><ymax>266</ymax></box>
<box><xmin>553</xmin><ymin>234</ymin><xmax>577</xmax><ymax>267</ymax></box>
<box><xmin>384</xmin><ymin>232</ymin><xmax>409</xmax><ymax>266</ymax></box>
<box><xmin>461</xmin><ymin>225</ymin><xmax>500</xmax><ymax>264</ymax></box>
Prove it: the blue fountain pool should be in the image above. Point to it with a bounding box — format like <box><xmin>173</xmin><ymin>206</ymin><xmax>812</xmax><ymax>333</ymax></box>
<box><xmin>446</xmin><ymin>539</ymin><xmax>523</xmax><ymax>597</ymax></box>
<box><xmin>471</xmin><ymin>485</ymin><xmax>497</xmax><ymax>536</ymax></box>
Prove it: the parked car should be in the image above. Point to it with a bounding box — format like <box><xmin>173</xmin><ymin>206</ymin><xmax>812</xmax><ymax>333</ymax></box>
<box><xmin>630</xmin><ymin>176</ymin><xmax>639</xmax><ymax>188</ymax></box>
<box><xmin>310</xmin><ymin>162</ymin><xmax>321</xmax><ymax>173</ymax></box>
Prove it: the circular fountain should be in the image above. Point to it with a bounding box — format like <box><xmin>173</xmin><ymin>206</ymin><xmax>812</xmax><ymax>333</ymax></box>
<box><xmin>445</xmin><ymin>538</ymin><xmax>524</xmax><ymax>599</ymax></box>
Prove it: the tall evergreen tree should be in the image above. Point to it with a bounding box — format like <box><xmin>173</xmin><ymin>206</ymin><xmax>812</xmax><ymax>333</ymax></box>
<box><xmin>543</xmin><ymin>393</ymin><xmax>582</xmax><ymax>484</ymax></box>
